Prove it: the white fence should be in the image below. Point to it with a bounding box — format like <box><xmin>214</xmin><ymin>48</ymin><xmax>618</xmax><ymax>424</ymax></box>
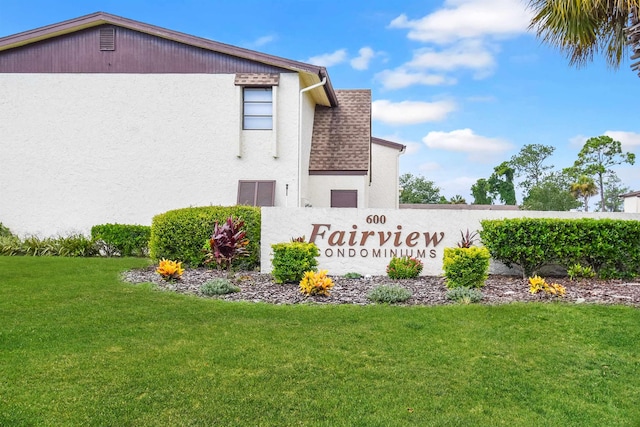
<box><xmin>261</xmin><ymin>207</ymin><xmax>640</xmax><ymax>276</ymax></box>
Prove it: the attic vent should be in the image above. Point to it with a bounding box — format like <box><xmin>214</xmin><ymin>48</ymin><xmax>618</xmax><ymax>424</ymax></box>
<box><xmin>99</xmin><ymin>28</ymin><xmax>115</xmax><ymax>51</ymax></box>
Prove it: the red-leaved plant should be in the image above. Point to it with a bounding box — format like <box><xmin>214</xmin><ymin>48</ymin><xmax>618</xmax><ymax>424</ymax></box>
<box><xmin>204</xmin><ymin>216</ymin><xmax>249</xmax><ymax>272</ymax></box>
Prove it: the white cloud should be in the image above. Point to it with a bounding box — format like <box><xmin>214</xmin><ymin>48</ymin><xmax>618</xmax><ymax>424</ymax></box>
<box><xmin>422</xmin><ymin>128</ymin><xmax>512</xmax><ymax>153</ymax></box>
<box><xmin>350</xmin><ymin>47</ymin><xmax>376</xmax><ymax>70</ymax></box>
<box><xmin>253</xmin><ymin>35</ymin><xmax>276</xmax><ymax>47</ymax></box>
<box><xmin>382</xmin><ymin>0</ymin><xmax>533</xmax><ymax>87</ymax></box>
<box><xmin>407</xmin><ymin>40</ymin><xmax>496</xmax><ymax>73</ymax></box>
<box><xmin>372</xmin><ymin>99</ymin><xmax>457</xmax><ymax>125</ymax></box>
<box><xmin>376</xmin><ymin>69</ymin><xmax>456</xmax><ymax>89</ymax></box>
<box><xmin>306</xmin><ymin>49</ymin><xmax>348</xmax><ymax>67</ymax></box>
<box><xmin>604</xmin><ymin>131</ymin><xmax>640</xmax><ymax>149</ymax></box>
<box><xmin>569</xmin><ymin>135</ymin><xmax>588</xmax><ymax>148</ymax></box>
<box><xmin>419</xmin><ymin>162</ymin><xmax>442</xmax><ymax>172</ymax></box>
<box><xmin>389</xmin><ymin>0</ymin><xmax>532</xmax><ymax>44</ymax></box>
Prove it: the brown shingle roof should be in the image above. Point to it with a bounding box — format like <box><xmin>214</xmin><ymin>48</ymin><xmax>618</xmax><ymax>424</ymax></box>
<box><xmin>234</xmin><ymin>73</ymin><xmax>280</xmax><ymax>86</ymax></box>
<box><xmin>310</xmin><ymin>90</ymin><xmax>371</xmax><ymax>173</ymax></box>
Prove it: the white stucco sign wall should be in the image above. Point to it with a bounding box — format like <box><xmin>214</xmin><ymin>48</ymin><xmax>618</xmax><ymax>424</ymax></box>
<box><xmin>261</xmin><ymin>207</ymin><xmax>640</xmax><ymax>276</ymax></box>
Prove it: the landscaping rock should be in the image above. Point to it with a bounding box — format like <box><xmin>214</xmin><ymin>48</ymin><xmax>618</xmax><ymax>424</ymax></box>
<box><xmin>122</xmin><ymin>267</ymin><xmax>640</xmax><ymax>307</ymax></box>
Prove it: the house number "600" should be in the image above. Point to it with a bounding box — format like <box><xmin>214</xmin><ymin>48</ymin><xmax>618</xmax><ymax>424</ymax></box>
<box><xmin>365</xmin><ymin>215</ymin><xmax>386</xmax><ymax>224</ymax></box>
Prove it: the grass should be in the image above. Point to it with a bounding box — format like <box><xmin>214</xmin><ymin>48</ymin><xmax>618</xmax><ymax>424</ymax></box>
<box><xmin>2</xmin><ymin>257</ymin><xmax>640</xmax><ymax>426</ymax></box>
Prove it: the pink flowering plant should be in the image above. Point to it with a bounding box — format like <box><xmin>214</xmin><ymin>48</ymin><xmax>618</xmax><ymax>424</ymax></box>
<box><xmin>386</xmin><ymin>256</ymin><xmax>423</xmax><ymax>279</ymax></box>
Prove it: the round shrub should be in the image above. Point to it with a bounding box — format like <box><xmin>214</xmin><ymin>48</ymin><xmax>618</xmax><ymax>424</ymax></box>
<box><xmin>200</xmin><ymin>278</ymin><xmax>240</xmax><ymax>296</ymax></box>
<box><xmin>442</xmin><ymin>247</ymin><xmax>490</xmax><ymax>289</ymax></box>
<box><xmin>271</xmin><ymin>242</ymin><xmax>319</xmax><ymax>284</ymax></box>
<box><xmin>367</xmin><ymin>285</ymin><xmax>412</xmax><ymax>304</ymax></box>
<box><xmin>386</xmin><ymin>256</ymin><xmax>423</xmax><ymax>279</ymax></box>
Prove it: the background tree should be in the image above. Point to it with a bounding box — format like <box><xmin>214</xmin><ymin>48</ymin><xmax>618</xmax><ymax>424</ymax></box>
<box><xmin>509</xmin><ymin>144</ymin><xmax>555</xmax><ymax>195</ymax></box>
<box><xmin>399</xmin><ymin>173</ymin><xmax>442</xmax><ymax>204</ymax></box>
<box><xmin>599</xmin><ymin>172</ymin><xmax>631</xmax><ymax>212</ymax></box>
<box><xmin>569</xmin><ymin>175</ymin><xmax>598</xmax><ymax>211</ymax></box>
<box><xmin>528</xmin><ymin>0</ymin><xmax>640</xmax><ymax>69</ymax></box>
<box><xmin>487</xmin><ymin>161</ymin><xmax>517</xmax><ymax>205</ymax></box>
<box><xmin>572</xmin><ymin>135</ymin><xmax>635</xmax><ymax>211</ymax></box>
<box><xmin>449</xmin><ymin>195</ymin><xmax>467</xmax><ymax>204</ymax></box>
<box><xmin>522</xmin><ymin>172</ymin><xmax>581</xmax><ymax>211</ymax></box>
<box><xmin>471</xmin><ymin>178</ymin><xmax>493</xmax><ymax>205</ymax></box>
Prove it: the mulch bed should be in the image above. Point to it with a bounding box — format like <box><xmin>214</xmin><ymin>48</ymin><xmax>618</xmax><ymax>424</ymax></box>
<box><xmin>123</xmin><ymin>266</ymin><xmax>640</xmax><ymax>307</ymax></box>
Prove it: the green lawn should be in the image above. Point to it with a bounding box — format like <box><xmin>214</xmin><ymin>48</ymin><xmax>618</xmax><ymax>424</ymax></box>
<box><xmin>1</xmin><ymin>257</ymin><xmax>639</xmax><ymax>426</ymax></box>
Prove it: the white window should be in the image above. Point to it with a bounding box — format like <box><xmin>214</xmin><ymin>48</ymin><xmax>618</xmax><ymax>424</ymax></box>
<box><xmin>243</xmin><ymin>88</ymin><xmax>272</xmax><ymax>130</ymax></box>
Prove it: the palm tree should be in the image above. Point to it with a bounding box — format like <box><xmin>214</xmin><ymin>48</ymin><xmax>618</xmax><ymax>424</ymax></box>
<box><xmin>449</xmin><ymin>195</ymin><xmax>467</xmax><ymax>204</ymax></box>
<box><xmin>570</xmin><ymin>175</ymin><xmax>599</xmax><ymax>211</ymax></box>
<box><xmin>528</xmin><ymin>0</ymin><xmax>640</xmax><ymax>70</ymax></box>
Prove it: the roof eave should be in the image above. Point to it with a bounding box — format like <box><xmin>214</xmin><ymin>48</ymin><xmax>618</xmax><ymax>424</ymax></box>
<box><xmin>371</xmin><ymin>137</ymin><xmax>406</xmax><ymax>153</ymax></box>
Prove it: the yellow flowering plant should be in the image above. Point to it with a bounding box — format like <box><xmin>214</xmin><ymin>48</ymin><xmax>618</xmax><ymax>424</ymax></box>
<box><xmin>299</xmin><ymin>270</ymin><xmax>334</xmax><ymax>296</ymax></box>
<box><xmin>156</xmin><ymin>258</ymin><xmax>184</xmax><ymax>281</ymax></box>
<box><xmin>528</xmin><ymin>275</ymin><xmax>566</xmax><ymax>297</ymax></box>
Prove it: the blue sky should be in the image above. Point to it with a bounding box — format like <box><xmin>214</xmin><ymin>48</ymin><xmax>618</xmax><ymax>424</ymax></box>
<box><xmin>2</xmin><ymin>0</ymin><xmax>639</xmax><ymax>202</ymax></box>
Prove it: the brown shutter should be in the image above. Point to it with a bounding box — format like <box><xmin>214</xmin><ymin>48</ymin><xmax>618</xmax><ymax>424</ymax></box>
<box><xmin>256</xmin><ymin>181</ymin><xmax>275</xmax><ymax>206</ymax></box>
<box><xmin>237</xmin><ymin>181</ymin><xmax>257</xmax><ymax>205</ymax></box>
<box><xmin>331</xmin><ymin>190</ymin><xmax>358</xmax><ymax>208</ymax></box>
<box><xmin>238</xmin><ymin>180</ymin><xmax>276</xmax><ymax>206</ymax></box>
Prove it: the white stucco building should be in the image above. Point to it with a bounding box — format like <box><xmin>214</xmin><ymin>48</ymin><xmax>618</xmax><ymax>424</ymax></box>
<box><xmin>620</xmin><ymin>191</ymin><xmax>640</xmax><ymax>213</ymax></box>
<box><xmin>0</xmin><ymin>12</ymin><xmax>404</xmax><ymax>236</ymax></box>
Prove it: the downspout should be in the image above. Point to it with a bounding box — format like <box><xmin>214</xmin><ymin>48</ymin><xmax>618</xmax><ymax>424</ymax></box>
<box><xmin>396</xmin><ymin>145</ymin><xmax>406</xmax><ymax>209</ymax></box>
<box><xmin>298</xmin><ymin>77</ymin><xmax>327</xmax><ymax>207</ymax></box>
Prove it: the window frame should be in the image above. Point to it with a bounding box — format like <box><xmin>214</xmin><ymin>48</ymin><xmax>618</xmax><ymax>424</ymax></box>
<box><xmin>243</xmin><ymin>87</ymin><xmax>273</xmax><ymax>130</ymax></box>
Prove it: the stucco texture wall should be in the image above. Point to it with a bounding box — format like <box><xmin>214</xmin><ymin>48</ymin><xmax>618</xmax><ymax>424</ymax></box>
<box><xmin>307</xmin><ymin>175</ymin><xmax>368</xmax><ymax>208</ymax></box>
<box><xmin>369</xmin><ymin>143</ymin><xmax>400</xmax><ymax>208</ymax></box>
<box><xmin>624</xmin><ymin>196</ymin><xmax>640</xmax><ymax>213</ymax></box>
<box><xmin>0</xmin><ymin>73</ymin><xmax>301</xmax><ymax>236</ymax></box>
<box><xmin>261</xmin><ymin>207</ymin><xmax>640</xmax><ymax>276</ymax></box>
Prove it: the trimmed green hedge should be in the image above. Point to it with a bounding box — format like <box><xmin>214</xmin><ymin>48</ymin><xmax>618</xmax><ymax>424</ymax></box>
<box><xmin>150</xmin><ymin>206</ymin><xmax>261</xmax><ymax>268</ymax></box>
<box><xmin>480</xmin><ymin>218</ymin><xmax>640</xmax><ymax>278</ymax></box>
<box><xmin>91</xmin><ymin>224</ymin><xmax>150</xmax><ymax>257</ymax></box>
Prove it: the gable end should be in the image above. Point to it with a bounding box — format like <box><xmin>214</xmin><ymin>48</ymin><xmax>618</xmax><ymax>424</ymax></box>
<box><xmin>0</xmin><ymin>25</ymin><xmax>295</xmax><ymax>74</ymax></box>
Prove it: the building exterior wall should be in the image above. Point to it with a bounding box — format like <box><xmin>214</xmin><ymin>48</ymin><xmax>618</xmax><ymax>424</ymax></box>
<box><xmin>624</xmin><ymin>196</ymin><xmax>640</xmax><ymax>213</ymax></box>
<box><xmin>307</xmin><ymin>175</ymin><xmax>368</xmax><ymax>208</ymax></box>
<box><xmin>369</xmin><ymin>143</ymin><xmax>401</xmax><ymax>208</ymax></box>
<box><xmin>298</xmin><ymin>87</ymin><xmax>316</xmax><ymax>208</ymax></box>
<box><xmin>261</xmin><ymin>207</ymin><xmax>640</xmax><ymax>276</ymax></box>
<box><xmin>0</xmin><ymin>72</ymin><xmax>302</xmax><ymax>236</ymax></box>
